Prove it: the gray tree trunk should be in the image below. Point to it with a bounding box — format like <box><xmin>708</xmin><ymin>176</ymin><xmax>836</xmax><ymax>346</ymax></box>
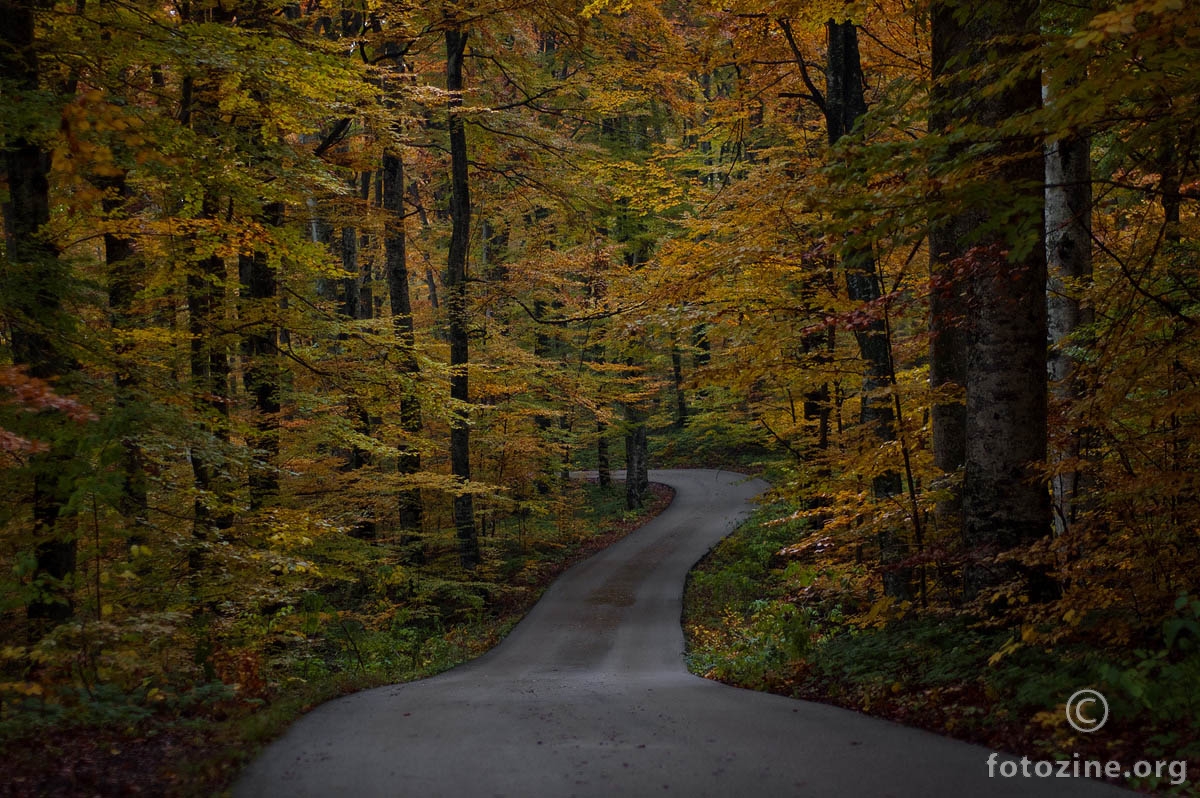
<box><xmin>597</xmin><ymin>422</ymin><xmax>612</xmax><ymax>487</ymax></box>
<box><xmin>1044</xmin><ymin>90</ymin><xmax>1092</xmax><ymax>538</ymax></box>
<box><xmin>624</xmin><ymin>409</ymin><xmax>648</xmax><ymax>511</ymax></box>
<box><xmin>928</xmin><ymin>2</ymin><xmax>973</xmax><ymax>526</ymax></box>
<box><xmin>671</xmin><ymin>344</ymin><xmax>687</xmax><ymax>428</ymax></box>
<box><xmin>933</xmin><ymin>0</ymin><xmax>1051</xmax><ymax>600</ymax></box>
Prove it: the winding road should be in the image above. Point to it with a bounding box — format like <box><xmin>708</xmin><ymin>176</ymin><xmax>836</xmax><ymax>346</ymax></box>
<box><xmin>236</xmin><ymin>469</ymin><xmax>1128</xmax><ymax>797</ymax></box>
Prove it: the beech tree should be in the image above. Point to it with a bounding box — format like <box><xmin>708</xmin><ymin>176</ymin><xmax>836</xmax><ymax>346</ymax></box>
<box><xmin>930</xmin><ymin>0</ymin><xmax>1051</xmax><ymax>599</ymax></box>
<box><xmin>1043</xmin><ymin>81</ymin><xmax>1092</xmax><ymax>538</ymax></box>
<box><xmin>1</xmin><ymin>0</ymin><xmax>78</xmax><ymax>622</ymax></box>
<box><xmin>444</xmin><ymin>24</ymin><xmax>480</xmax><ymax>568</ymax></box>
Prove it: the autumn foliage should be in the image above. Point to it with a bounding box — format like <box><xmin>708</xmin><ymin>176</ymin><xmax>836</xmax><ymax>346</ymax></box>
<box><xmin>1</xmin><ymin>0</ymin><xmax>1199</xmax><ymax>790</ymax></box>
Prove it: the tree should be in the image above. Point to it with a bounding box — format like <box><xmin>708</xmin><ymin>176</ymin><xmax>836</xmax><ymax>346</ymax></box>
<box><xmin>445</xmin><ymin>24</ymin><xmax>480</xmax><ymax>568</ymax></box>
<box><xmin>822</xmin><ymin>18</ymin><xmax>911</xmax><ymax>598</ymax></box>
<box><xmin>239</xmin><ymin>202</ymin><xmax>283</xmax><ymax>513</ymax></box>
<box><xmin>1</xmin><ymin>0</ymin><xmax>80</xmax><ymax>623</ymax></box>
<box><xmin>929</xmin><ymin>0</ymin><xmax>1050</xmax><ymax>599</ymax></box>
<box><xmin>383</xmin><ymin>147</ymin><xmax>425</xmax><ymax>536</ymax></box>
<box><xmin>927</xmin><ymin>2</ymin><xmax>971</xmax><ymax>526</ymax></box>
<box><xmin>1044</xmin><ymin>82</ymin><xmax>1092</xmax><ymax>538</ymax></box>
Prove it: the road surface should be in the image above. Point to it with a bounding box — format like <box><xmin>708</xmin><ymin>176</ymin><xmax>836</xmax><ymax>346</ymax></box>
<box><xmin>235</xmin><ymin>469</ymin><xmax>1128</xmax><ymax>797</ymax></box>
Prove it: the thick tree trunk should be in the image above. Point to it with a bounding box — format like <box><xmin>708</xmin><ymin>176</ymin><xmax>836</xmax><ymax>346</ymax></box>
<box><xmin>928</xmin><ymin>3</ymin><xmax>973</xmax><ymax>526</ymax></box>
<box><xmin>364</xmin><ymin>171</ymin><xmax>381</xmax><ymax>316</ymax></box>
<box><xmin>1044</xmin><ymin>104</ymin><xmax>1092</xmax><ymax>537</ymax></box>
<box><xmin>239</xmin><ymin>202</ymin><xmax>282</xmax><ymax>512</ymax></box>
<box><xmin>932</xmin><ymin>1</ymin><xmax>1050</xmax><ymax>600</ymax></box>
<box><xmin>383</xmin><ymin>150</ymin><xmax>424</xmax><ymax>535</ymax></box>
<box><xmin>3</xmin><ymin>0</ymin><xmax>77</xmax><ymax>623</ymax></box>
<box><xmin>825</xmin><ymin>20</ymin><xmax>910</xmax><ymax>598</ymax></box>
<box><xmin>188</xmin><ymin>235</ymin><xmax>235</xmax><ymax>563</ymax></box>
<box><xmin>636</xmin><ymin>428</ymin><xmax>649</xmax><ymax>496</ymax></box>
<box><xmin>446</xmin><ymin>26</ymin><xmax>479</xmax><ymax>568</ymax></box>
<box><xmin>102</xmin><ymin>172</ymin><xmax>150</xmax><ymax>545</ymax></box>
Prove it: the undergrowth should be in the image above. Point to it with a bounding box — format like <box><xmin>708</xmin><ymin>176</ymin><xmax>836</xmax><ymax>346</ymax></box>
<box><xmin>684</xmin><ymin>504</ymin><xmax>1200</xmax><ymax>796</ymax></box>
<box><xmin>0</xmin><ymin>481</ymin><xmax>673</xmax><ymax>797</ymax></box>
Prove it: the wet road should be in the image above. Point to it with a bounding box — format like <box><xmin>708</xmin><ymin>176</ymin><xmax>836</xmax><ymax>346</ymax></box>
<box><xmin>235</xmin><ymin>469</ymin><xmax>1128</xmax><ymax>797</ymax></box>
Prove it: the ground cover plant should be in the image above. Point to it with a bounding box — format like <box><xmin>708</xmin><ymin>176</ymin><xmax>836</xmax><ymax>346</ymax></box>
<box><xmin>1</xmin><ymin>482</ymin><xmax>672</xmax><ymax>796</ymax></box>
<box><xmin>684</xmin><ymin>502</ymin><xmax>1200</xmax><ymax>795</ymax></box>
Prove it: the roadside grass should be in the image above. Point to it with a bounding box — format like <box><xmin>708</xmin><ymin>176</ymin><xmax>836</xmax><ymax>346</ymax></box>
<box><xmin>683</xmin><ymin>504</ymin><xmax>1200</xmax><ymax>796</ymax></box>
<box><xmin>0</xmin><ymin>481</ymin><xmax>673</xmax><ymax>797</ymax></box>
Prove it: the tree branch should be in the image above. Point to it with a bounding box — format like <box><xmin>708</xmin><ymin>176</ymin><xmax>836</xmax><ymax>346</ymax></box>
<box><xmin>777</xmin><ymin>18</ymin><xmax>826</xmax><ymax>114</ymax></box>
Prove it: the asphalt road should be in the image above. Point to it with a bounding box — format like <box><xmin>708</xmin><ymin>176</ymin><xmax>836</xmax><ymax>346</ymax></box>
<box><xmin>235</xmin><ymin>469</ymin><xmax>1129</xmax><ymax>797</ymax></box>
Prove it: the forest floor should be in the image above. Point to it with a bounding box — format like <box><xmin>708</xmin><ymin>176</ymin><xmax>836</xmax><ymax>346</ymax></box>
<box><xmin>683</xmin><ymin>503</ymin><xmax>1200</xmax><ymax>796</ymax></box>
<box><xmin>0</xmin><ymin>482</ymin><xmax>673</xmax><ymax>798</ymax></box>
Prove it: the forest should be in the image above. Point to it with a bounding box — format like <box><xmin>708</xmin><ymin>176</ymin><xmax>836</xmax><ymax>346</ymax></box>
<box><xmin>1</xmin><ymin>0</ymin><xmax>1197</xmax><ymax>792</ymax></box>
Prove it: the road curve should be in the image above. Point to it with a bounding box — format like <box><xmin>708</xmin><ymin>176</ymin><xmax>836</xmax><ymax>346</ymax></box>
<box><xmin>235</xmin><ymin>469</ymin><xmax>1127</xmax><ymax>797</ymax></box>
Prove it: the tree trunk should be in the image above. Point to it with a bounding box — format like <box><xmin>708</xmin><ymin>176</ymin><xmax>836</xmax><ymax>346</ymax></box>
<box><xmin>101</xmin><ymin>171</ymin><xmax>150</xmax><ymax>545</ymax></box>
<box><xmin>188</xmin><ymin>229</ymin><xmax>235</xmax><ymax>564</ymax></box>
<box><xmin>446</xmin><ymin>26</ymin><xmax>479</xmax><ymax>568</ymax></box>
<box><xmin>928</xmin><ymin>2</ymin><xmax>973</xmax><ymax>527</ymax></box>
<box><xmin>341</xmin><ymin>223</ymin><xmax>360</xmax><ymax>320</ymax></box>
<box><xmin>383</xmin><ymin>150</ymin><xmax>424</xmax><ymax>535</ymax></box>
<box><xmin>336</xmin><ymin>191</ymin><xmax>378</xmax><ymax>540</ymax></box>
<box><xmin>671</xmin><ymin>343</ymin><xmax>687</xmax><ymax>428</ymax></box>
<box><xmin>825</xmin><ymin>19</ymin><xmax>909</xmax><ymax>598</ymax></box>
<box><xmin>624</xmin><ymin>410</ymin><xmax>646</xmax><ymax>510</ymax></box>
<box><xmin>1044</xmin><ymin>94</ymin><xmax>1092</xmax><ymax>538</ymax></box>
<box><xmin>932</xmin><ymin>1</ymin><xmax>1051</xmax><ymax>600</ymax></box>
<box><xmin>597</xmin><ymin>422</ymin><xmax>612</xmax><ymax>487</ymax></box>
<box><xmin>3</xmin><ymin>0</ymin><xmax>77</xmax><ymax>623</ymax></box>
<box><xmin>239</xmin><ymin>202</ymin><xmax>282</xmax><ymax>512</ymax></box>
<box><xmin>183</xmin><ymin>1</ymin><xmax>238</xmax><ymax>566</ymax></box>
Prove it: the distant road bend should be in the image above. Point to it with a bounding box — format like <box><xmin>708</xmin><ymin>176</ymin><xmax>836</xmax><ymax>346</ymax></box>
<box><xmin>236</xmin><ymin>469</ymin><xmax>1127</xmax><ymax>797</ymax></box>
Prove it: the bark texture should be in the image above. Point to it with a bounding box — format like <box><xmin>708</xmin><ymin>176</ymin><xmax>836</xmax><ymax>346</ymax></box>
<box><xmin>933</xmin><ymin>1</ymin><xmax>1051</xmax><ymax>599</ymax></box>
<box><xmin>928</xmin><ymin>2</ymin><xmax>974</xmax><ymax>517</ymax></box>
<box><xmin>383</xmin><ymin>150</ymin><xmax>425</xmax><ymax>535</ymax></box>
<box><xmin>1045</xmin><ymin>110</ymin><xmax>1092</xmax><ymax>537</ymax></box>
<box><xmin>446</xmin><ymin>26</ymin><xmax>479</xmax><ymax>568</ymax></box>
<box><xmin>102</xmin><ymin>172</ymin><xmax>150</xmax><ymax>545</ymax></box>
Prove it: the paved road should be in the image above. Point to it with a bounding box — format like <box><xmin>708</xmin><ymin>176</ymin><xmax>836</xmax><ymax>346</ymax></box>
<box><xmin>236</xmin><ymin>469</ymin><xmax>1128</xmax><ymax>797</ymax></box>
